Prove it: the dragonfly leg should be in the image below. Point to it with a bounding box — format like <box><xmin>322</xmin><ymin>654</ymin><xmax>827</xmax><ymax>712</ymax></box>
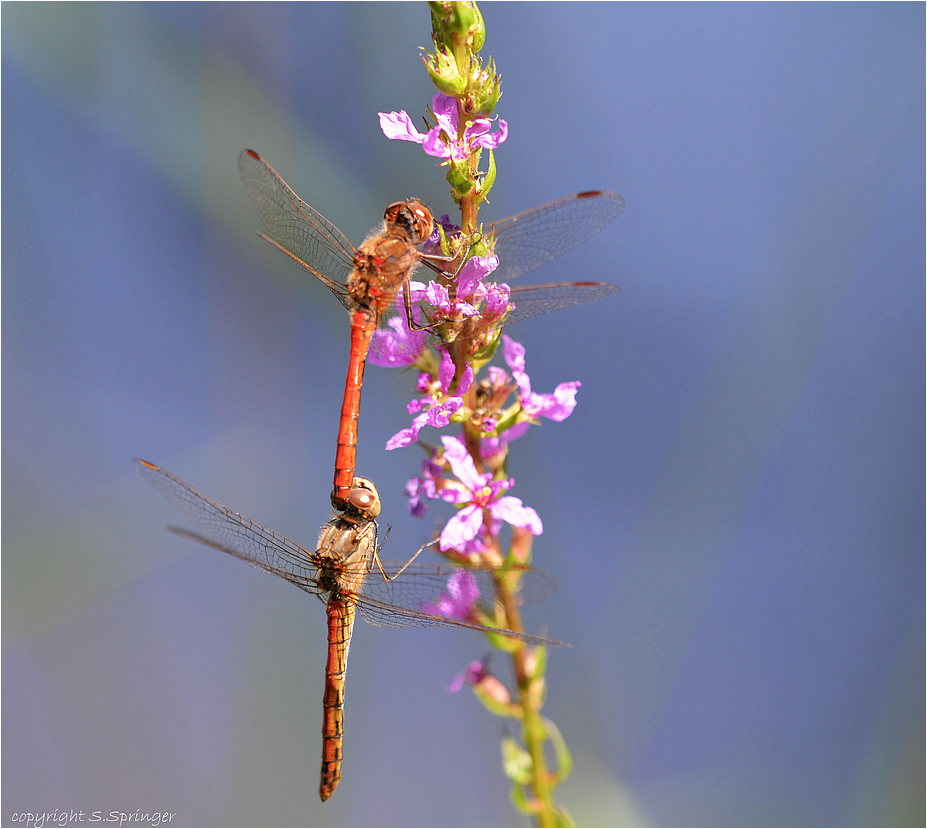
<box><xmin>373</xmin><ymin>539</ymin><xmax>436</xmax><ymax>583</ymax></box>
<box><xmin>403</xmin><ymin>236</ymin><xmax>483</xmax><ymax>334</ymax></box>
<box><xmin>418</xmin><ymin>234</ymin><xmax>479</xmax><ymax>279</ymax></box>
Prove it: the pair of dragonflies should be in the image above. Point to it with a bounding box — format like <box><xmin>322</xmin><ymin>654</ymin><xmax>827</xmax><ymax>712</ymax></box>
<box><xmin>138</xmin><ymin>150</ymin><xmax>624</xmax><ymax>800</ymax></box>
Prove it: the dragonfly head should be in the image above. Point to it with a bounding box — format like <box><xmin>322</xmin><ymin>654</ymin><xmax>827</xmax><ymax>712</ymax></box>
<box><xmin>343</xmin><ymin>477</ymin><xmax>381</xmax><ymax>519</ymax></box>
<box><xmin>384</xmin><ymin>200</ymin><xmax>434</xmax><ymax>245</ymax></box>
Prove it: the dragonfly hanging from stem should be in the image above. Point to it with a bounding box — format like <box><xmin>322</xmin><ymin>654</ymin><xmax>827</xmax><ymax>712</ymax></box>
<box><xmin>134</xmin><ymin>459</ymin><xmax>565</xmax><ymax>801</ymax></box>
<box><xmin>238</xmin><ymin>150</ymin><xmax>624</xmax><ymax>512</ymax></box>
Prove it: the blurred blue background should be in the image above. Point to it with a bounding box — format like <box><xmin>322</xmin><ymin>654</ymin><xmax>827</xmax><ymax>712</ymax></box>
<box><xmin>3</xmin><ymin>3</ymin><xmax>923</xmax><ymax>826</ymax></box>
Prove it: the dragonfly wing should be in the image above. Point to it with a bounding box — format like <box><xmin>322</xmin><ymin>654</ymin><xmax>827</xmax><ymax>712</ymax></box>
<box><xmin>354</xmin><ymin>592</ymin><xmax>567</xmax><ymax>646</ymax></box>
<box><xmin>502</xmin><ymin>281</ymin><xmax>620</xmax><ymax>326</ymax></box>
<box><xmin>489</xmin><ymin>191</ymin><xmax>625</xmax><ymax>282</ymax></box>
<box><xmin>355</xmin><ymin>560</ymin><xmax>559</xmax><ymax>630</ymax></box>
<box><xmin>239</xmin><ymin>149</ymin><xmax>357</xmax><ymax>301</ymax></box>
<box><xmin>134</xmin><ymin>459</ymin><xmax>320</xmax><ymax>592</ymax></box>
<box><xmin>168</xmin><ymin>526</ymin><xmax>320</xmax><ymax>595</ymax></box>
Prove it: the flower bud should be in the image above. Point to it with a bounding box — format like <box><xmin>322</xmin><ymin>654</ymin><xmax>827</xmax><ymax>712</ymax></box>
<box><xmin>429</xmin><ymin>1</ymin><xmax>483</xmax><ymax>53</ymax></box>
<box><xmin>422</xmin><ymin>47</ymin><xmax>467</xmax><ymax>97</ymax></box>
<box><xmin>468</xmin><ymin>3</ymin><xmax>485</xmax><ymax>52</ymax></box>
<box><xmin>501</xmin><ymin>735</ymin><xmax>533</xmax><ymax>785</ymax></box>
<box><xmin>473</xmin><ymin>672</ymin><xmax>512</xmax><ymax>708</ymax></box>
<box><xmin>446</xmin><ymin>159</ymin><xmax>475</xmax><ymax>199</ymax></box>
<box><xmin>470</xmin><ymin>57</ymin><xmax>502</xmax><ymax>115</ymax></box>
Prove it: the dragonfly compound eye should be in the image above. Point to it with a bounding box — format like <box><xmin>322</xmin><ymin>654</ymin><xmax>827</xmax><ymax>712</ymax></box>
<box><xmin>348</xmin><ymin>480</ymin><xmax>381</xmax><ymax>517</ymax></box>
<box><xmin>408</xmin><ymin>202</ymin><xmax>434</xmax><ymax>244</ymax></box>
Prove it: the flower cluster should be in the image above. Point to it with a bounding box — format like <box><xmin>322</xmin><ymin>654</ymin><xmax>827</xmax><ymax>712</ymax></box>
<box><xmin>385</xmin><ymin>349</ymin><xmax>472</xmax><ymax>449</ymax></box>
<box><xmin>385</xmin><ymin>334</ymin><xmax>579</xmax><ymax>558</ymax></box>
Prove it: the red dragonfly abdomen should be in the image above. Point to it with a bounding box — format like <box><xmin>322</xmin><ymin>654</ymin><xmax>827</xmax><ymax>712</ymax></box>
<box><xmin>331</xmin><ymin>233</ymin><xmax>422</xmax><ymax>510</ymax></box>
<box><xmin>320</xmin><ymin>596</ymin><xmax>357</xmax><ymax>802</ymax></box>
<box><xmin>332</xmin><ymin>307</ymin><xmax>377</xmax><ymax>509</ymax></box>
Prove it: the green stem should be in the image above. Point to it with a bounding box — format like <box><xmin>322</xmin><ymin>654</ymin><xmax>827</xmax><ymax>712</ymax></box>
<box><xmin>498</xmin><ymin>583</ymin><xmax>557</xmax><ymax>826</ymax></box>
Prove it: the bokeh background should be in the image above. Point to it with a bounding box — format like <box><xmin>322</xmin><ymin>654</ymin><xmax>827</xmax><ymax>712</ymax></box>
<box><xmin>3</xmin><ymin>3</ymin><xmax>923</xmax><ymax>826</ymax></box>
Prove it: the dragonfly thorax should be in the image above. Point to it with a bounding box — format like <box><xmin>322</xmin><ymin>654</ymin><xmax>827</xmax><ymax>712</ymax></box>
<box><xmin>314</xmin><ymin>556</ymin><xmax>370</xmax><ymax>598</ymax></box>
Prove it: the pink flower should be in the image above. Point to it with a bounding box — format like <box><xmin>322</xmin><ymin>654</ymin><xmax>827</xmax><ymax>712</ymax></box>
<box><xmin>421</xmin><ymin>570</ymin><xmax>480</xmax><ymax>619</ymax></box>
<box><xmin>424</xmin><ymin>281</ymin><xmax>479</xmax><ymax>320</ymax></box>
<box><xmin>369</xmin><ymin>308</ymin><xmax>428</xmax><ymax>367</ymax></box>
<box><xmin>502</xmin><ymin>336</ymin><xmax>581</xmax><ymax>422</ymax></box>
<box><xmin>456</xmin><ymin>254</ymin><xmax>499</xmax><ymax>297</ymax></box>
<box><xmin>447</xmin><ymin>659</ymin><xmax>488</xmax><ymax>693</ymax></box>
<box><xmin>404</xmin><ymin>454</ymin><xmax>443</xmax><ymax>518</ymax></box>
<box><xmin>446</xmin><ymin>658</ymin><xmax>512</xmax><ymax>706</ymax></box>
<box><xmin>437</xmin><ymin>435</ymin><xmax>542</xmax><ymax>551</ymax></box>
<box><xmin>385</xmin><ymin>350</ymin><xmax>474</xmax><ymax>449</ymax></box>
<box><xmin>379</xmin><ymin>94</ymin><xmax>508</xmax><ymax>161</ymax></box>
<box><xmin>477</xmin><ymin>336</ymin><xmax>581</xmax><ymax>456</ymax></box>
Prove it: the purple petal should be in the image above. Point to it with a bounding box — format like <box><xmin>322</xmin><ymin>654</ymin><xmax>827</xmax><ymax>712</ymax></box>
<box><xmin>483</xmin><ymin>282</ymin><xmax>511</xmax><ymax>320</ymax></box>
<box><xmin>441</xmin><ymin>435</ymin><xmax>486</xmax><ymax>491</ymax></box>
<box><xmin>437</xmin><ymin>349</ymin><xmax>455</xmax><ymax>393</ymax></box>
<box><xmin>407</xmin><ymin>281</ymin><xmax>429</xmax><ymax>302</ymax></box>
<box><xmin>424</xmin><ymin>573</ymin><xmax>479</xmax><ymax>622</ymax></box>
<box><xmin>458</xmin><ymin>364</ymin><xmax>475</xmax><ymax>396</ymax></box>
<box><xmin>459</xmin><ymin>533</ymin><xmax>489</xmax><ymax>555</ymax></box>
<box><xmin>379</xmin><ymin>111</ymin><xmax>426</xmax><ymax>143</ymax></box>
<box><xmin>369</xmin><ymin>316</ymin><xmax>426</xmax><ymax>367</ymax></box>
<box><xmin>447</xmin><ymin>671</ymin><xmax>468</xmax><ymax>693</ymax></box>
<box><xmin>465</xmin><ymin>117</ymin><xmax>492</xmax><ymax>139</ymax></box>
<box><xmin>385</xmin><ymin>412</ymin><xmax>429</xmax><ymax>450</ymax></box>
<box><xmin>502</xmin><ymin>335</ymin><xmax>528</xmax><ymax>374</ymax></box>
<box><xmin>447</xmin><ymin>570</ymin><xmax>480</xmax><ymax>606</ymax></box>
<box><xmin>385</xmin><ymin>427</ymin><xmax>416</xmax><ymax>450</ymax></box>
<box><xmin>457</xmin><ymin>255</ymin><xmax>498</xmax><ymax>296</ymax></box>
<box><xmin>425</xmin><ymin>398</ymin><xmax>463</xmax><ymax>428</ymax></box>
<box><xmin>525</xmin><ymin>381</ymin><xmax>581</xmax><ymax>422</ymax></box>
<box><xmin>421</xmin><ymin>595</ymin><xmax>454</xmax><ymax>617</ymax></box>
<box><xmin>425</xmin><ymin>281</ymin><xmax>452</xmax><ymax>313</ymax></box>
<box><xmin>439</xmin><ymin>505</ymin><xmax>484</xmax><ymax>550</ymax></box>
<box><xmin>475</xmin><ymin>118</ymin><xmax>508</xmax><ymax>150</ymax></box>
<box><xmin>438</xmin><ymin>483</ymin><xmax>468</xmax><ymax>505</ymax></box>
<box><xmin>490</xmin><ymin>496</ymin><xmax>543</xmax><ymax>535</ymax></box>
<box><xmin>499</xmin><ymin>422</ymin><xmax>530</xmax><ymax>443</ymax></box>
<box><xmin>480</xmin><ymin>436</ymin><xmax>502</xmax><ymax>457</ymax></box>
<box><xmin>464</xmin><ymin>117</ymin><xmax>509</xmax><ymax>152</ymax></box>
<box><xmin>503</xmin><ymin>336</ymin><xmax>531</xmax><ymax>397</ymax></box>
<box><xmin>447</xmin><ymin>659</ymin><xmax>487</xmax><ymax>692</ymax></box>
<box><xmin>422</xmin><ymin>127</ymin><xmax>452</xmax><ymax>158</ymax></box>
<box><xmin>479</xmin><ymin>421</ymin><xmax>529</xmax><ymax>459</ymax></box>
<box><xmin>432</xmin><ymin>93</ymin><xmax>459</xmax><ymax>133</ymax></box>
<box><xmin>406</xmin><ymin>477</ymin><xmax>428</xmax><ymax>518</ymax></box>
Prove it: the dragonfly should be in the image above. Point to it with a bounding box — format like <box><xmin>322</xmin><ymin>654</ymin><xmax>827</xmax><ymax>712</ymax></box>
<box><xmin>239</xmin><ymin>149</ymin><xmax>624</xmax><ymax>512</ymax></box>
<box><xmin>134</xmin><ymin>459</ymin><xmax>563</xmax><ymax>802</ymax></box>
